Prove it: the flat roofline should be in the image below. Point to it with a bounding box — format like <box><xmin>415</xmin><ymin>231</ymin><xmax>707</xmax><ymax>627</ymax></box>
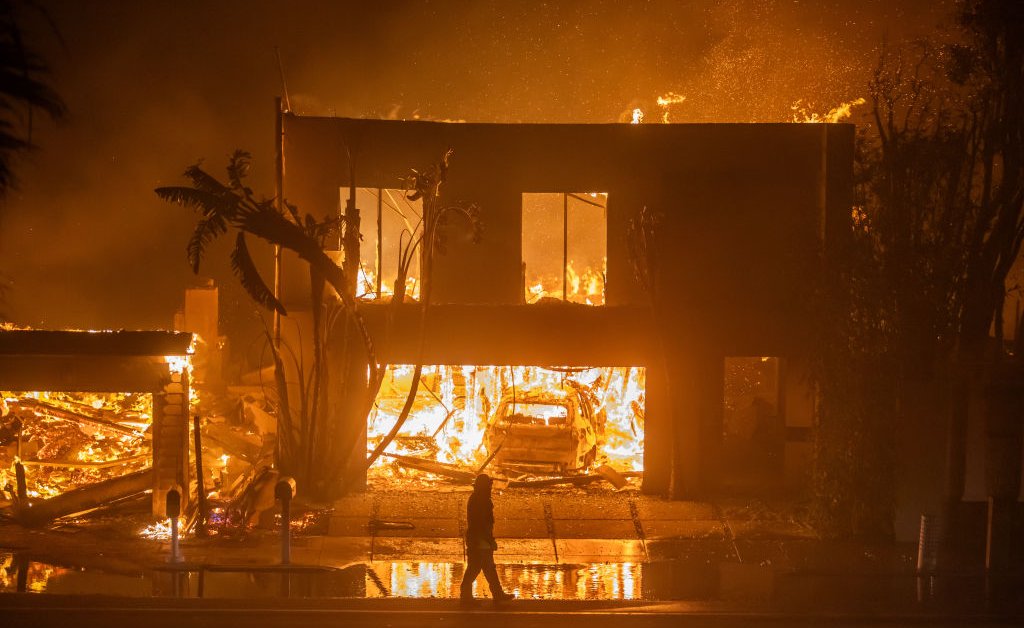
<box><xmin>0</xmin><ymin>330</ymin><xmax>193</xmax><ymax>357</ymax></box>
<box><xmin>285</xmin><ymin>113</ymin><xmax>854</xmax><ymax>129</ymax></box>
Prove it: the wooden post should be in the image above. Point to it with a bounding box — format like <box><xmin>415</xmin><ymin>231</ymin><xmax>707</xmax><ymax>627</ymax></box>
<box><xmin>193</xmin><ymin>413</ymin><xmax>207</xmax><ymax>535</ymax></box>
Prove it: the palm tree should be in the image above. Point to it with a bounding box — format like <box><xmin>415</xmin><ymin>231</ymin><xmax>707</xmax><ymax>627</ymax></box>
<box><xmin>0</xmin><ymin>1</ymin><xmax>63</xmax><ymax>318</ymax></box>
<box><xmin>158</xmin><ymin>149</ymin><xmax>482</xmax><ymax>498</ymax></box>
<box><xmin>157</xmin><ymin>150</ymin><xmax>384</xmax><ymax>492</ymax></box>
<box><xmin>0</xmin><ymin>0</ymin><xmax>64</xmax><ymax>197</ymax></box>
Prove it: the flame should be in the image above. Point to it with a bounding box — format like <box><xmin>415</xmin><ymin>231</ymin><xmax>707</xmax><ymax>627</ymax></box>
<box><xmin>655</xmin><ymin>92</ymin><xmax>686</xmax><ymax>123</ymax></box>
<box><xmin>630</xmin><ymin>108</ymin><xmax>644</xmax><ymax>124</ymax></box>
<box><xmin>525</xmin><ymin>258</ymin><xmax>606</xmax><ymax>306</ymax></box>
<box><xmin>1</xmin><ymin>390</ymin><xmax>154</xmax><ymax>499</ymax></box>
<box><xmin>139</xmin><ymin>517</ymin><xmax>187</xmax><ymax>540</ymax></box>
<box><xmin>165</xmin><ymin>331</ymin><xmax>198</xmax><ymax>374</ymax></box>
<box><xmin>3</xmin><ymin>333</ymin><xmax>198</xmax><ymax>502</ymax></box>
<box><xmin>368</xmin><ymin>365</ymin><xmax>644</xmax><ymax>486</ymax></box>
<box><xmin>357</xmin><ymin>265</ymin><xmax>421</xmax><ymax>302</ymax></box>
<box><xmin>791</xmin><ymin>97</ymin><xmax>865</xmax><ymax>123</ymax></box>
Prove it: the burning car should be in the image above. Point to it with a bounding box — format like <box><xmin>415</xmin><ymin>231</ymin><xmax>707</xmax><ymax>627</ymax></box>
<box><xmin>483</xmin><ymin>387</ymin><xmax>601</xmax><ymax>475</ymax></box>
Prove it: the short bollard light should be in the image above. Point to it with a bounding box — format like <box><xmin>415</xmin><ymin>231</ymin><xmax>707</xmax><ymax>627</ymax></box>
<box><xmin>276</xmin><ymin>477</ymin><xmax>297</xmax><ymax>565</ymax></box>
<box><xmin>166</xmin><ymin>488</ymin><xmax>182</xmax><ymax>563</ymax></box>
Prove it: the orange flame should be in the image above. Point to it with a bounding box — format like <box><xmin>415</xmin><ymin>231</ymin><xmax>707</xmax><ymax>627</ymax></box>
<box><xmin>655</xmin><ymin>92</ymin><xmax>686</xmax><ymax>123</ymax></box>
<box><xmin>368</xmin><ymin>365</ymin><xmax>645</xmax><ymax>485</ymax></box>
<box><xmin>791</xmin><ymin>97</ymin><xmax>865</xmax><ymax>123</ymax></box>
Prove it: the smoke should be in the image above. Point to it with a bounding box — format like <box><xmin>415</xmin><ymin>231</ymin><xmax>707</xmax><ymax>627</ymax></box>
<box><xmin>0</xmin><ymin>0</ymin><xmax>947</xmax><ymax>332</ymax></box>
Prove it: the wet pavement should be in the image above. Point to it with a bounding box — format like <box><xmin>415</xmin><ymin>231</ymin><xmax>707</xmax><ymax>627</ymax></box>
<box><xmin>1</xmin><ymin>491</ymin><xmax>1022</xmax><ymax>622</ymax></box>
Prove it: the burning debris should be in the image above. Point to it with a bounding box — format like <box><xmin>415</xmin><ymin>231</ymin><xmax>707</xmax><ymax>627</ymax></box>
<box><xmin>1</xmin><ymin>391</ymin><xmax>153</xmax><ymax>502</ymax></box>
<box><xmin>368</xmin><ymin>365</ymin><xmax>645</xmax><ymax>490</ymax></box>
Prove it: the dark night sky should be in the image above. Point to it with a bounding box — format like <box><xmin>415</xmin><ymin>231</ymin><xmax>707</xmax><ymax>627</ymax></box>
<box><xmin>0</xmin><ymin>0</ymin><xmax>947</xmax><ymax>334</ymax></box>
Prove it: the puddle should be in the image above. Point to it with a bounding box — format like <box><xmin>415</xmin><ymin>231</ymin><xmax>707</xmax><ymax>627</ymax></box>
<box><xmin>0</xmin><ymin>550</ymin><xmax>747</xmax><ymax>600</ymax></box>
<box><xmin>2</xmin><ymin>550</ymin><xmax>1021</xmax><ymax>614</ymax></box>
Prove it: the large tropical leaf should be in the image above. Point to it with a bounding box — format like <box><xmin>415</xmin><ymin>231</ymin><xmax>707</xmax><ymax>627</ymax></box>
<box><xmin>0</xmin><ymin>63</ymin><xmax>65</xmax><ymax>119</ymax></box>
<box><xmin>236</xmin><ymin>203</ymin><xmax>320</xmax><ymax>259</ymax></box>
<box><xmin>230</xmin><ymin>232</ymin><xmax>286</xmax><ymax>316</ymax></box>
<box><xmin>225</xmin><ymin>150</ymin><xmax>253</xmax><ymax>193</ymax></box>
<box><xmin>155</xmin><ymin>186</ymin><xmax>239</xmax><ymax>218</ymax></box>
<box><xmin>186</xmin><ymin>213</ymin><xmax>229</xmax><ymax>273</ymax></box>
<box><xmin>183</xmin><ymin>164</ymin><xmax>241</xmax><ymax>201</ymax></box>
<box><xmin>0</xmin><ymin>22</ymin><xmax>65</xmax><ymax>197</ymax></box>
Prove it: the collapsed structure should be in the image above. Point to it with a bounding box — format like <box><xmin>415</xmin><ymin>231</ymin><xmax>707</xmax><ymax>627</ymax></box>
<box><xmin>0</xmin><ymin>330</ymin><xmax>193</xmax><ymax>519</ymax></box>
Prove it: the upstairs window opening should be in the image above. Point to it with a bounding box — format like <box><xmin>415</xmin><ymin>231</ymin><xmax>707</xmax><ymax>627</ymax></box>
<box><xmin>342</xmin><ymin>187</ymin><xmax>422</xmax><ymax>302</ymax></box>
<box><xmin>522</xmin><ymin>192</ymin><xmax>607</xmax><ymax>305</ymax></box>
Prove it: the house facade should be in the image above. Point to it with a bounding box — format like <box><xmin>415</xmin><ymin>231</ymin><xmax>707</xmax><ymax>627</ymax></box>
<box><xmin>279</xmin><ymin>114</ymin><xmax>854</xmax><ymax>497</ymax></box>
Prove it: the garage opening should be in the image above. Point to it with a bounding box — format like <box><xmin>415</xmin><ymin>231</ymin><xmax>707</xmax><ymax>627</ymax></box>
<box><xmin>368</xmin><ymin>365</ymin><xmax>644</xmax><ymax>489</ymax></box>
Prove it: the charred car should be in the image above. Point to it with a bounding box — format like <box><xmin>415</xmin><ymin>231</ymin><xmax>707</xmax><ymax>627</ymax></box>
<box><xmin>483</xmin><ymin>387</ymin><xmax>602</xmax><ymax>474</ymax></box>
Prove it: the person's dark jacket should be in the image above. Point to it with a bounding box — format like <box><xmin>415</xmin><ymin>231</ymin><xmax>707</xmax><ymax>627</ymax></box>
<box><xmin>465</xmin><ymin>488</ymin><xmax>497</xmax><ymax>550</ymax></box>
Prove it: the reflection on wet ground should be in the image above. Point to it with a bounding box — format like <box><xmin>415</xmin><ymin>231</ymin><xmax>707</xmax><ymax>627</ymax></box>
<box><xmin>2</xmin><ymin>549</ymin><xmax>1023</xmax><ymax>616</ymax></box>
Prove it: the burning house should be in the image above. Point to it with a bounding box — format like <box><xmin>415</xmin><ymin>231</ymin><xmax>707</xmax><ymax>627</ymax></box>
<box><xmin>0</xmin><ymin>114</ymin><xmax>853</xmax><ymax>525</ymax></box>
<box><xmin>277</xmin><ymin>113</ymin><xmax>853</xmax><ymax>496</ymax></box>
<box><xmin>0</xmin><ymin>330</ymin><xmax>193</xmax><ymax>520</ymax></box>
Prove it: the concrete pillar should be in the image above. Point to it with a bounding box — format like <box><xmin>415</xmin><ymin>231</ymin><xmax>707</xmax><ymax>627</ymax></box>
<box><xmin>152</xmin><ymin>370</ymin><xmax>191</xmax><ymax>518</ymax></box>
<box><xmin>669</xmin><ymin>353</ymin><xmax>703</xmax><ymax>499</ymax></box>
<box><xmin>643</xmin><ymin>361</ymin><xmax>671</xmax><ymax>495</ymax></box>
<box><xmin>782</xmin><ymin>358</ymin><xmax>815</xmax><ymax>491</ymax></box>
<box><xmin>698</xmin><ymin>353</ymin><xmax>725</xmax><ymax>494</ymax></box>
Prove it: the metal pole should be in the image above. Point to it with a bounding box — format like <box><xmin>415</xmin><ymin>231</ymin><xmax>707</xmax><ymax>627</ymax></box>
<box><xmin>276</xmin><ymin>477</ymin><xmax>296</xmax><ymax>565</ymax></box>
<box><xmin>170</xmin><ymin>517</ymin><xmax>180</xmax><ymax>563</ymax></box>
<box><xmin>562</xmin><ymin>193</ymin><xmax>568</xmax><ymax>301</ymax></box>
<box><xmin>166</xmin><ymin>488</ymin><xmax>182</xmax><ymax>563</ymax></box>
<box><xmin>273</xmin><ymin>96</ymin><xmax>285</xmax><ymax>347</ymax></box>
<box><xmin>280</xmin><ymin>497</ymin><xmax>291</xmax><ymax>565</ymax></box>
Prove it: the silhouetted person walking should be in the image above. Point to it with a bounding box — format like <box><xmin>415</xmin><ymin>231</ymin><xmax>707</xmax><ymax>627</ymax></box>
<box><xmin>460</xmin><ymin>474</ymin><xmax>511</xmax><ymax>606</ymax></box>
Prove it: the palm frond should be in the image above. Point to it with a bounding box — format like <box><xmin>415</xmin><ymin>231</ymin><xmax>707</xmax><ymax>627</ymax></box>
<box><xmin>237</xmin><ymin>204</ymin><xmax>319</xmax><ymax>258</ymax></box>
<box><xmin>183</xmin><ymin>164</ymin><xmax>238</xmax><ymax>199</ymax></box>
<box><xmin>230</xmin><ymin>232</ymin><xmax>287</xmax><ymax>316</ymax></box>
<box><xmin>155</xmin><ymin>186</ymin><xmax>239</xmax><ymax>218</ymax></box>
<box><xmin>226</xmin><ymin>150</ymin><xmax>253</xmax><ymax>191</ymax></box>
<box><xmin>0</xmin><ymin>67</ymin><xmax>65</xmax><ymax>119</ymax></box>
<box><xmin>186</xmin><ymin>214</ymin><xmax>229</xmax><ymax>273</ymax></box>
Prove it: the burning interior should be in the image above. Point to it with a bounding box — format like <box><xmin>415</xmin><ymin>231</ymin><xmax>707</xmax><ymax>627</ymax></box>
<box><xmin>368</xmin><ymin>365</ymin><xmax>644</xmax><ymax>489</ymax></box>
<box><xmin>0</xmin><ymin>391</ymin><xmax>153</xmax><ymax>500</ymax></box>
<box><xmin>0</xmin><ymin>330</ymin><xmax>193</xmax><ymax>522</ymax></box>
<box><xmin>522</xmin><ymin>193</ymin><xmax>607</xmax><ymax>305</ymax></box>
